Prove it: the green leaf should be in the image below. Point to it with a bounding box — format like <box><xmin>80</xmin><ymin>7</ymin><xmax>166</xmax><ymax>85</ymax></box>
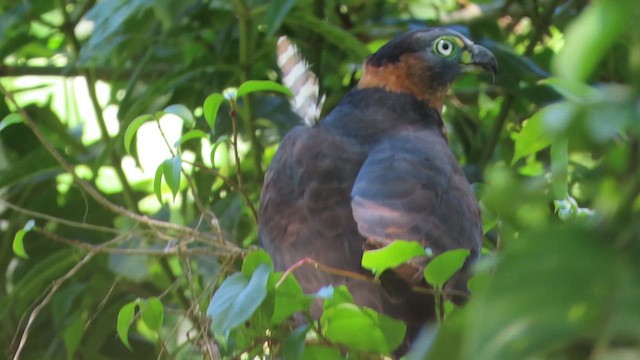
<box><xmin>361</xmin><ymin>240</ymin><xmax>426</xmax><ymax>277</ymax></box>
<box><xmin>264</xmin><ymin>0</ymin><xmax>298</xmax><ymax>36</ymax></box>
<box><xmin>209</xmin><ymin>135</ymin><xmax>228</xmax><ymax>165</ymax></box>
<box><xmin>302</xmin><ymin>345</ymin><xmax>343</xmax><ymax>360</ymax></box>
<box><xmin>153</xmin><ymin>164</ymin><xmax>163</xmax><ymax>203</ymax></box>
<box><xmin>283</xmin><ymin>325</ymin><xmax>308</xmax><ymax>360</ymax></box>
<box><xmin>163</xmin><ymin>104</ymin><xmax>194</xmax><ymax>128</ymax></box>
<box><xmin>124</xmin><ymin>114</ymin><xmax>152</xmax><ymax>154</ymax></box>
<box><xmin>540</xmin><ymin>77</ymin><xmax>603</xmax><ymax>103</ymax></box>
<box><xmin>203</xmin><ymin>93</ymin><xmax>225</xmax><ymax>131</ymax></box>
<box><xmin>141</xmin><ymin>297</ymin><xmax>164</xmax><ymax>332</ymax></box>
<box><xmin>320</xmin><ymin>285</ymin><xmax>354</xmax><ymax>310</ymax></box>
<box><xmin>236</xmin><ymin>80</ymin><xmax>293</xmax><ymax>98</ymax></box>
<box><xmin>162</xmin><ymin>155</ymin><xmax>182</xmax><ymax>198</ymax></box>
<box><xmin>512</xmin><ymin>101</ymin><xmax>576</xmax><ymax>164</ymax></box>
<box><xmin>0</xmin><ymin>250</ymin><xmax>77</xmax><ymax>320</ymax></box>
<box><xmin>117</xmin><ymin>301</ymin><xmax>139</xmax><ymax>350</ymax></box>
<box><xmin>174</xmin><ymin>129</ymin><xmax>207</xmax><ymax>148</ymax></box>
<box><xmin>272</xmin><ymin>274</ymin><xmax>310</xmax><ymax>324</ymax></box>
<box><xmin>320</xmin><ymin>303</ymin><xmax>406</xmax><ymax>354</ymax></box>
<box><xmin>241</xmin><ymin>249</ymin><xmax>274</xmax><ymax>277</ymax></box>
<box><xmin>63</xmin><ymin>312</ymin><xmax>85</xmax><ymax>360</ymax></box>
<box><xmin>0</xmin><ymin>113</ymin><xmax>22</xmax><ymax>132</ymax></box>
<box><xmin>512</xmin><ymin>115</ymin><xmax>549</xmax><ymax>165</ymax></box>
<box><xmin>550</xmin><ymin>139</ymin><xmax>569</xmax><ymax>199</ymax></box>
<box><xmin>424</xmin><ymin>249</ymin><xmax>471</xmax><ymax>288</ymax></box>
<box><xmin>207</xmin><ymin>263</ymin><xmax>272</xmax><ymax>338</ymax></box>
<box><xmin>284</xmin><ymin>11</ymin><xmax>370</xmax><ymax>60</ymax></box>
<box><xmin>552</xmin><ymin>1</ymin><xmax>632</xmax><ymax>82</ymax></box>
<box><xmin>13</xmin><ymin>220</ymin><xmax>34</xmax><ymax>259</ymax></box>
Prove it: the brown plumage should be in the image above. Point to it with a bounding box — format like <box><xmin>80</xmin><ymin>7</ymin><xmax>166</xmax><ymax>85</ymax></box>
<box><xmin>260</xmin><ymin>28</ymin><xmax>497</xmax><ymax>352</ymax></box>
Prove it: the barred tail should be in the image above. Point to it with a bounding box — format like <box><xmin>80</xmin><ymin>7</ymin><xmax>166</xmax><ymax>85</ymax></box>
<box><xmin>276</xmin><ymin>36</ymin><xmax>325</xmax><ymax>127</ymax></box>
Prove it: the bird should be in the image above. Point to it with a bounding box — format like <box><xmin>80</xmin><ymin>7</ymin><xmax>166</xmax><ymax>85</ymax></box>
<box><xmin>259</xmin><ymin>27</ymin><xmax>497</xmax><ymax>351</ymax></box>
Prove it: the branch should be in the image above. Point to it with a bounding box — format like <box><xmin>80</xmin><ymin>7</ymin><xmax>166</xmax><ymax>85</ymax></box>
<box><xmin>12</xmin><ymin>251</ymin><xmax>96</xmax><ymax>360</ymax></box>
<box><xmin>0</xmin><ymin>83</ymin><xmax>236</xmax><ymax>248</ymax></box>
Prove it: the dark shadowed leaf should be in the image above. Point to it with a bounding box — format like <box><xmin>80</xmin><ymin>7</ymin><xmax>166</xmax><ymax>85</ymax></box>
<box><xmin>283</xmin><ymin>325</ymin><xmax>308</xmax><ymax>360</ymax></box>
<box><xmin>264</xmin><ymin>0</ymin><xmax>298</xmax><ymax>36</ymax></box>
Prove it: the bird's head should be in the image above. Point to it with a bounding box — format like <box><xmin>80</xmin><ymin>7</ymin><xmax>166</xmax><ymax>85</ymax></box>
<box><xmin>358</xmin><ymin>28</ymin><xmax>498</xmax><ymax>111</ymax></box>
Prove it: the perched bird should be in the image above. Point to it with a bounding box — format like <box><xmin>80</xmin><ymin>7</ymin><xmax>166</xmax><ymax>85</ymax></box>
<box><xmin>259</xmin><ymin>28</ymin><xmax>497</xmax><ymax>349</ymax></box>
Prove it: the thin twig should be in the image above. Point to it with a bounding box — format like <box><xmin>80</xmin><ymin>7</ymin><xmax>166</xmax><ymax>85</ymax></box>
<box><xmin>0</xmin><ymin>198</ymin><xmax>119</xmax><ymax>233</ymax></box>
<box><xmin>276</xmin><ymin>258</ymin><xmax>374</xmax><ymax>288</ymax></box>
<box><xmin>34</xmin><ymin>228</ymin><xmax>241</xmax><ymax>257</ymax></box>
<box><xmin>187</xmin><ymin>161</ymin><xmax>258</xmax><ymax>223</ymax></box>
<box><xmin>0</xmin><ymin>83</ymin><xmax>233</xmax><ymax>246</ymax></box>
<box><xmin>12</xmin><ymin>251</ymin><xmax>96</xmax><ymax>360</ymax></box>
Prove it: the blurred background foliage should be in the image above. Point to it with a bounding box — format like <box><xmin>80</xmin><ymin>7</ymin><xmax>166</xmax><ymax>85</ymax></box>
<box><xmin>1</xmin><ymin>0</ymin><xmax>640</xmax><ymax>359</ymax></box>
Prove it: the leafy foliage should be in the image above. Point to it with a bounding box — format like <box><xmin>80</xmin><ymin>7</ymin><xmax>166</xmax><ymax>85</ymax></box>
<box><xmin>2</xmin><ymin>0</ymin><xmax>640</xmax><ymax>359</ymax></box>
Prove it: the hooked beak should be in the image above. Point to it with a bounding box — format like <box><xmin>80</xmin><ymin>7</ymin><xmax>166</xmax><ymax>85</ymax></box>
<box><xmin>462</xmin><ymin>44</ymin><xmax>498</xmax><ymax>78</ymax></box>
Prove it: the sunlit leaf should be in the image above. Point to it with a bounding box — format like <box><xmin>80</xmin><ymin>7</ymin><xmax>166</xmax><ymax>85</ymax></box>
<box><xmin>117</xmin><ymin>301</ymin><xmax>138</xmax><ymax>350</ymax></box>
<box><xmin>236</xmin><ymin>80</ymin><xmax>293</xmax><ymax>98</ymax></box>
<box><xmin>361</xmin><ymin>240</ymin><xmax>426</xmax><ymax>277</ymax></box>
<box><xmin>424</xmin><ymin>249</ymin><xmax>470</xmax><ymax>288</ymax></box>
<box><xmin>163</xmin><ymin>104</ymin><xmax>194</xmax><ymax>128</ymax></box>
<box><xmin>0</xmin><ymin>113</ymin><xmax>22</xmax><ymax>132</ymax></box>
<box><xmin>124</xmin><ymin>114</ymin><xmax>152</xmax><ymax>154</ymax></box>
<box><xmin>153</xmin><ymin>164</ymin><xmax>163</xmax><ymax>203</ymax></box>
<box><xmin>174</xmin><ymin>129</ymin><xmax>207</xmax><ymax>148</ymax></box>
<box><xmin>162</xmin><ymin>155</ymin><xmax>182</xmax><ymax>198</ymax></box>
<box><xmin>320</xmin><ymin>303</ymin><xmax>406</xmax><ymax>354</ymax></box>
<box><xmin>321</xmin><ymin>285</ymin><xmax>354</xmax><ymax>310</ymax></box>
<box><xmin>13</xmin><ymin>220</ymin><xmax>34</xmax><ymax>259</ymax></box>
<box><xmin>13</xmin><ymin>229</ymin><xmax>29</xmax><ymax>259</ymax></box>
<box><xmin>203</xmin><ymin>93</ymin><xmax>225</xmax><ymax>131</ymax></box>
<box><xmin>141</xmin><ymin>297</ymin><xmax>164</xmax><ymax>332</ymax></box>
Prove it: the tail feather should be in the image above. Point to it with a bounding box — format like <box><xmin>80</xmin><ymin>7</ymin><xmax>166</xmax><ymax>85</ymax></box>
<box><xmin>277</xmin><ymin>36</ymin><xmax>325</xmax><ymax>127</ymax></box>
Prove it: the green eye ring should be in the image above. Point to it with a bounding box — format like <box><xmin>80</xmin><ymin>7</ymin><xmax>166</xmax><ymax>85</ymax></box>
<box><xmin>433</xmin><ymin>36</ymin><xmax>461</xmax><ymax>58</ymax></box>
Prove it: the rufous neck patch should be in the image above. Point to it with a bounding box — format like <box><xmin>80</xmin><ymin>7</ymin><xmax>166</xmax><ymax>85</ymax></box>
<box><xmin>357</xmin><ymin>53</ymin><xmax>447</xmax><ymax>112</ymax></box>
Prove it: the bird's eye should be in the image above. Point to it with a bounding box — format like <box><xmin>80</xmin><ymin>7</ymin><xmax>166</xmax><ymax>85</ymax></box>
<box><xmin>434</xmin><ymin>38</ymin><xmax>456</xmax><ymax>57</ymax></box>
